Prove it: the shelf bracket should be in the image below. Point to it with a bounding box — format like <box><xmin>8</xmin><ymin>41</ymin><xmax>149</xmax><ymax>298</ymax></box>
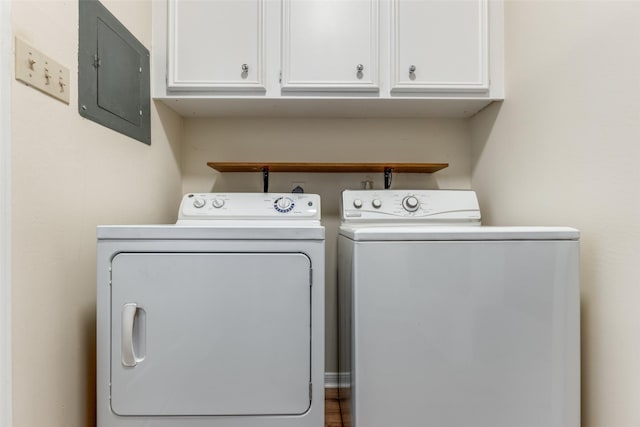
<box><xmin>262</xmin><ymin>167</ymin><xmax>269</xmax><ymax>193</ymax></box>
<box><xmin>384</xmin><ymin>168</ymin><xmax>393</xmax><ymax>189</ymax></box>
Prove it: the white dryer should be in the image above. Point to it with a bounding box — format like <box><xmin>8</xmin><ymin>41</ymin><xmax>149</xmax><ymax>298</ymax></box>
<box><xmin>338</xmin><ymin>190</ymin><xmax>579</xmax><ymax>427</ymax></box>
<box><xmin>97</xmin><ymin>193</ymin><xmax>324</xmax><ymax>427</ymax></box>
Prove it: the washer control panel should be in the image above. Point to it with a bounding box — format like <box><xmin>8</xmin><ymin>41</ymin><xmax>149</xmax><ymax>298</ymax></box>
<box><xmin>178</xmin><ymin>193</ymin><xmax>320</xmax><ymax>221</ymax></box>
<box><xmin>342</xmin><ymin>190</ymin><xmax>481</xmax><ymax>223</ymax></box>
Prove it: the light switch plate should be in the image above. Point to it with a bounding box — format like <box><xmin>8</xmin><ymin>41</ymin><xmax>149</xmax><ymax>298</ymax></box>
<box><xmin>15</xmin><ymin>38</ymin><xmax>70</xmax><ymax>104</ymax></box>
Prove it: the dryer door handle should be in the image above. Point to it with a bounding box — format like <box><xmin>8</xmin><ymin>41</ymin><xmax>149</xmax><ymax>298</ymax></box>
<box><xmin>122</xmin><ymin>303</ymin><xmax>140</xmax><ymax>367</ymax></box>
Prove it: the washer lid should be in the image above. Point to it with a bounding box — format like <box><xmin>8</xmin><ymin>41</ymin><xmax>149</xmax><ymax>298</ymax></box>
<box><xmin>339</xmin><ymin>226</ymin><xmax>580</xmax><ymax>241</ymax></box>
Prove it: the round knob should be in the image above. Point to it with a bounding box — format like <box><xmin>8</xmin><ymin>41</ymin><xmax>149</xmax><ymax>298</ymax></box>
<box><xmin>212</xmin><ymin>199</ymin><xmax>225</xmax><ymax>208</ymax></box>
<box><xmin>409</xmin><ymin>65</ymin><xmax>416</xmax><ymax>74</ymax></box>
<box><xmin>372</xmin><ymin>199</ymin><xmax>382</xmax><ymax>209</ymax></box>
<box><xmin>193</xmin><ymin>198</ymin><xmax>206</xmax><ymax>208</ymax></box>
<box><xmin>241</xmin><ymin>63</ymin><xmax>249</xmax><ymax>73</ymax></box>
<box><xmin>356</xmin><ymin>64</ymin><xmax>364</xmax><ymax>72</ymax></box>
<box><xmin>402</xmin><ymin>196</ymin><xmax>419</xmax><ymax>212</ymax></box>
<box><xmin>277</xmin><ymin>198</ymin><xmax>291</xmax><ymax>209</ymax></box>
<box><xmin>275</xmin><ymin>197</ymin><xmax>294</xmax><ymax>212</ymax></box>
<box><xmin>353</xmin><ymin>199</ymin><xmax>363</xmax><ymax>209</ymax></box>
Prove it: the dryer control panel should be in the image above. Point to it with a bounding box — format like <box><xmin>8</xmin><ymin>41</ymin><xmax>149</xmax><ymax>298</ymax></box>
<box><xmin>178</xmin><ymin>193</ymin><xmax>321</xmax><ymax>221</ymax></box>
<box><xmin>341</xmin><ymin>190</ymin><xmax>481</xmax><ymax>224</ymax></box>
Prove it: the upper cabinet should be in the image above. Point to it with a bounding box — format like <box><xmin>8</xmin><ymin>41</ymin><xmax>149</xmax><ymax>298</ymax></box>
<box><xmin>281</xmin><ymin>0</ymin><xmax>379</xmax><ymax>91</ymax></box>
<box><xmin>167</xmin><ymin>0</ymin><xmax>266</xmax><ymax>91</ymax></box>
<box><xmin>152</xmin><ymin>0</ymin><xmax>504</xmax><ymax>117</ymax></box>
<box><xmin>391</xmin><ymin>0</ymin><xmax>488</xmax><ymax>93</ymax></box>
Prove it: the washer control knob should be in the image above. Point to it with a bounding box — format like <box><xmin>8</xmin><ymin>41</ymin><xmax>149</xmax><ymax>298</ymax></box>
<box><xmin>402</xmin><ymin>195</ymin><xmax>420</xmax><ymax>212</ymax></box>
<box><xmin>353</xmin><ymin>199</ymin><xmax>363</xmax><ymax>209</ymax></box>
<box><xmin>193</xmin><ymin>198</ymin><xmax>206</xmax><ymax>208</ymax></box>
<box><xmin>212</xmin><ymin>199</ymin><xmax>225</xmax><ymax>208</ymax></box>
<box><xmin>372</xmin><ymin>199</ymin><xmax>382</xmax><ymax>209</ymax></box>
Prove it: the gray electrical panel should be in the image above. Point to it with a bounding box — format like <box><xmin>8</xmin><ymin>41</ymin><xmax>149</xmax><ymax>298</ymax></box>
<box><xmin>79</xmin><ymin>0</ymin><xmax>150</xmax><ymax>145</ymax></box>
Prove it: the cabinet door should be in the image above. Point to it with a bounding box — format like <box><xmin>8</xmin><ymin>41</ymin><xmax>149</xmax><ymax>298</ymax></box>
<box><xmin>282</xmin><ymin>0</ymin><xmax>379</xmax><ymax>92</ymax></box>
<box><xmin>110</xmin><ymin>252</ymin><xmax>311</xmax><ymax>416</ymax></box>
<box><xmin>391</xmin><ymin>0</ymin><xmax>488</xmax><ymax>93</ymax></box>
<box><xmin>167</xmin><ymin>0</ymin><xmax>265</xmax><ymax>91</ymax></box>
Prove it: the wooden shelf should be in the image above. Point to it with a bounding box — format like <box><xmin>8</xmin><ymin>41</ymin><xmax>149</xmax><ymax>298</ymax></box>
<box><xmin>207</xmin><ymin>162</ymin><xmax>448</xmax><ymax>174</ymax></box>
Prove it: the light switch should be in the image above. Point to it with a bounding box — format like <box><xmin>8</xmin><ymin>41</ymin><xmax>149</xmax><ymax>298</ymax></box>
<box><xmin>15</xmin><ymin>38</ymin><xmax>70</xmax><ymax>104</ymax></box>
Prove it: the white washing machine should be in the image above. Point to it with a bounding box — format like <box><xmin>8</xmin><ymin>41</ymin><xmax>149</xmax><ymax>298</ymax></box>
<box><xmin>338</xmin><ymin>190</ymin><xmax>580</xmax><ymax>427</ymax></box>
<box><xmin>97</xmin><ymin>193</ymin><xmax>324</xmax><ymax>427</ymax></box>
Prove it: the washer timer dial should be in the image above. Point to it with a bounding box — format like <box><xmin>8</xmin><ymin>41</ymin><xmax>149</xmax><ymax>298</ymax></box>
<box><xmin>402</xmin><ymin>195</ymin><xmax>420</xmax><ymax>212</ymax></box>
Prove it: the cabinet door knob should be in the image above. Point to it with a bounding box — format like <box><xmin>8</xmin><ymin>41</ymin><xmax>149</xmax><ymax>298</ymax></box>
<box><xmin>409</xmin><ymin>65</ymin><xmax>416</xmax><ymax>74</ymax></box>
<box><xmin>241</xmin><ymin>63</ymin><xmax>249</xmax><ymax>73</ymax></box>
<box><xmin>356</xmin><ymin>64</ymin><xmax>364</xmax><ymax>72</ymax></box>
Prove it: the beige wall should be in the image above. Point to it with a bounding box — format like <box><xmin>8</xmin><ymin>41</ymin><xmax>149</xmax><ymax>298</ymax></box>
<box><xmin>1</xmin><ymin>1</ymin><xmax>12</xmax><ymax>426</ymax></box>
<box><xmin>10</xmin><ymin>1</ymin><xmax>183</xmax><ymax>426</ymax></box>
<box><xmin>470</xmin><ymin>1</ymin><xmax>640</xmax><ymax>426</ymax></box>
<box><xmin>15</xmin><ymin>0</ymin><xmax>636</xmax><ymax>424</ymax></box>
<box><xmin>181</xmin><ymin>117</ymin><xmax>472</xmax><ymax>372</ymax></box>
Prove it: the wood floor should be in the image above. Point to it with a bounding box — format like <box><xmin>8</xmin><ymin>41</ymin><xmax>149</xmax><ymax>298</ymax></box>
<box><xmin>325</xmin><ymin>388</ymin><xmax>343</xmax><ymax>427</ymax></box>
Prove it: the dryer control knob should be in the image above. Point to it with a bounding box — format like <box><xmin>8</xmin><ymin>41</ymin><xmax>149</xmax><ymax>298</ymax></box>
<box><xmin>274</xmin><ymin>197</ymin><xmax>295</xmax><ymax>213</ymax></box>
<box><xmin>277</xmin><ymin>197</ymin><xmax>291</xmax><ymax>210</ymax></box>
<box><xmin>402</xmin><ymin>196</ymin><xmax>420</xmax><ymax>212</ymax></box>
<box><xmin>372</xmin><ymin>199</ymin><xmax>382</xmax><ymax>209</ymax></box>
<box><xmin>212</xmin><ymin>199</ymin><xmax>225</xmax><ymax>208</ymax></box>
<box><xmin>353</xmin><ymin>199</ymin><xmax>363</xmax><ymax>209</ymax></box>
<box><xmin>193</xmin><ymin>198</ymin><xmax>206</xmax><ymax>208</ymax></box>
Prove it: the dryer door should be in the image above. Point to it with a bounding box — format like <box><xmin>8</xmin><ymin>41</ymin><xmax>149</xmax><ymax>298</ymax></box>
<box><xmin>109</xmin><ymin>252</ymin><xmax>312</xmax><ymax>416</ymax></box>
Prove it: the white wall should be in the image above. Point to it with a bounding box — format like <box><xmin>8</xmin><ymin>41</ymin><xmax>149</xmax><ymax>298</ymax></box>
<box><xmin>10</xmin><ymin>1</ymin><xmax>183</xmax><ymax>426</ymax></box>
<box><xmin>470</xmin><ymin>1</ymin><xmax>640</xmax><ymax>426</ymax></box>
<box><xmin>181</xmin><ymin>117</ymin><xmax>472</xmax><ymax>372</ymax></box>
